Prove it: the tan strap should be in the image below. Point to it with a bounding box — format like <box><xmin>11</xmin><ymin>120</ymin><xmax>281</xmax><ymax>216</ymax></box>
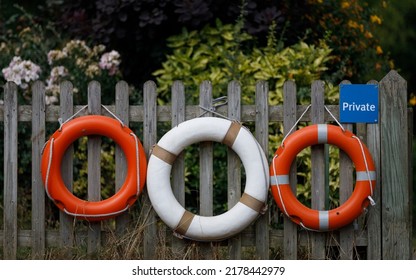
<box><xmin>240</xmin><ymin>193</ymin><xmax>265</xmax><ymax>213</ymax></box>
<box><xmin>174</xmin><ymin>211</ymin><xmax>195</xmax><ymax>236</ymax></box>
<box><xmin>222</xmin><ymin>121</ymin><xmax>242</xmax><ymax>147</ymax></box>
<box><xmin>152</xmin><ymin>145</ymin><xmax>177</xmax><ymax>165</ymax></box>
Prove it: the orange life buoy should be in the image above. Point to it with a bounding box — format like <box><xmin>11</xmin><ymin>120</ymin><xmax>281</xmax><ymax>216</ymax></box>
<box><xmin>270</xmin><ymin>124</ymin><xmax>376</xmax><ymax>231</ymax></box>
<box><xmin>41</xmin><ymin>115</ymin><xmax>147</xmax><ymax>221</ymax></box>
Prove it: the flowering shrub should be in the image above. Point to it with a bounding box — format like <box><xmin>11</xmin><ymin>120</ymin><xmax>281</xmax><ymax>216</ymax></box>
<box><xmin>45</xmin><ymin>39</ymin><xmax>122</xmax><ymax>104</ymax></box>
<box><xmin>2</xmin><ymin>56</ymin><xmax>41</xmax><ymax>90</ymax></box>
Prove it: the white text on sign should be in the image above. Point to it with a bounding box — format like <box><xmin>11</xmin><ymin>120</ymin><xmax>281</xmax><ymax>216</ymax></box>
<box><xmin>342</xmin><ymin>102</ymin><xmax>376</xmax><ymax>112</ymax></box>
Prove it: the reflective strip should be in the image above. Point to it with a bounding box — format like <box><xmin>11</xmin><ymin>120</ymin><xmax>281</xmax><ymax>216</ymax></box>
<box><xmin>319</xmin><ymin>211</ymin><xmax>329</xmax><ymax>231</ymax></box>
<box><xmin>357</xmin><ymin>171</ymin><xmax>376</xmax><ymax>181</ymax></box>
<box><xmin>317</xmin><ymin>124</ymin><xmax>328</xmax><ymax>144</ymax></box>
<box><xmin>270</xmin><ymin>175</ymin><xmax>290</xmax><ymax>185</ymax></box>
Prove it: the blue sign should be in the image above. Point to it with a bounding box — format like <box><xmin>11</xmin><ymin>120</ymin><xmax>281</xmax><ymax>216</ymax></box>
<box><xmin>339</xmin><ymin>84</ymin><xmax>378</xmax><ymax>123</ymax></box>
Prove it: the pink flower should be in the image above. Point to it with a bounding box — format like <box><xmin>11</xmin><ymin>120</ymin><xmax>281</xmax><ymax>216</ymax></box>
<box><xmin>2</xmin><ymin>56</ymin><xmax>41</xmax><ymax>89</ymax></box>
<box><xmin>99</xmin><ymin>50</ymin><xmax>121</xmax><ymax>76</ymax></box>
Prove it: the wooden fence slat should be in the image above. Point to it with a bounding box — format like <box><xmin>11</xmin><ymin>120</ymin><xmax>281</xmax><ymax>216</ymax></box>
<box><xmin>59</xmin><ymin>81</ymin><xmax>75</xmax><ymax>256</ymax></box>
<box><xmin>31</xmin><ymin>81</ymin><xmax>46</xmax><ymax>259</ymax></box>
<box><xmin>115</xmin><ymin>81</ymin><xmax>130</xmax><ymax>235</ymax></box>
<box><xmin>282</xmin><ymin>80</ymin><xmax>298</xmax><ymax>259</ymax></box>
<box><xmin>255</xmin><ymin>81</ymin><xmax>269</xmax><ymax>259</ymax></box>
<box><xmin>227</xmin><ymin>81</ymin><xmax>242</xmax><ymax>259</ymax></box>
<box><xmin>365</xmin><ymin>80</ymin><xmax>382</xmax><ymax>259</ymax></box>
<box><xmin>171</xmin><ymin>81</ymin><xmax>187</xmax><ymax>252</ymax></box>
<box><xmin>143</xmin><ymin>81</ymin><xmax>158</xmax><ymax>259</ymax></box>
<box><xmin>87</xmin><ymin>81</ymin><xmax>102</xmax><ymax>255</ymax></box>
<box><xmin>338</xmin><ymin>81</ymin><xmax>354</xmax><ymax>260</ymax></box>
<box><xmin>311</xmin><ymin>80</ymin><xmax>326</xmax><ymax>259</ymax></box>
<box><xmin>3</xmin><ymin>82</ymin><xmax>18</xmax><ymax>259</ymax></box>
<box><xmin>199</xmin><ymin>81</ymin><xmax>214</xmax><ymax>259</ymax></box>
<box><xmin>380</xmin><ymin>70</ymin><xmax>411</xmax><ymax>259</ymax></box>
<box><xmin>199</xmin><ymin>81</ymin><xmax>214</xmax><ymax>217</ymax></box>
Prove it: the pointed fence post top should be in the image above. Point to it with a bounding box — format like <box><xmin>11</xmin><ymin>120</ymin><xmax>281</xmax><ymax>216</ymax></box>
<box><xmin>380</xmin><ymin>70</ymin><xmax>407</xmax><ymax>85</ymax></box>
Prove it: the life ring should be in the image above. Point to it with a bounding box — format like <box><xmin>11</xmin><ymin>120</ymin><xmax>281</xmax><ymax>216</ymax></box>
<box><xmin>270</xmin><ymin>124</ymin><xmax>376</xmax><ymax>231</ymax></box>
<box><xmin>41</xmin><ymin>115</ymin><xmax>147</xmax><ymax>221</ymax></box>
<box><xmin>146</xmin><ymin>117</ymin><xmax>269</xmax><ymax>241</ymax></box>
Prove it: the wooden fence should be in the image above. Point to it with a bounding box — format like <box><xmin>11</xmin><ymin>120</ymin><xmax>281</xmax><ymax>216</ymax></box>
<box><xmin>0</xmin><ymin>70</ymin><xmax>413</xmax><ymax>260</ymax></box>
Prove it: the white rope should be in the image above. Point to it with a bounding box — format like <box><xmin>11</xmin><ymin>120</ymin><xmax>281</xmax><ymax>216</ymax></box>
<box><xmin>324</xmin><ymin>106</ymin><xmax>345</xmax><ymax>131</ymax></box>
<box><xmin>64</xmin><ymin>205</ymin><xmax>130</xmax><ymax>218</ymax></box>
<box><xmin>281</xmin><ymin>104</ymin><xmax>311</xmax><ymax>147</ymax></box>
<box><xmin>58</xmin><ymin>105</ymin><xmax>88</xmax><ymax>131</ymax></box>
<box><xmin>130</xmin><ymin>132</ymin><xmax>141</xmax><ymax>196</ymax></box>
<box><xmin>44</xmin><ymin>138</ymin><xmax>54</xmax><ymax>201</ymax></box>
<box><xmin>352</xmin><ymin>135</ymin><xmax>376</xmax><ymax>206</ymax></box>
<box><xmin>101</xmin><ymin>104</ymin><xmax>125</xmax><ymax>127</ymax></box>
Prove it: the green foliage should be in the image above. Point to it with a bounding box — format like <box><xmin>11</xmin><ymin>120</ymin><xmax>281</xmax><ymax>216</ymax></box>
<box><xmin>153</xmin><ymin>20</ymin><xmax>337</xmax><ymax>106</ymax></box>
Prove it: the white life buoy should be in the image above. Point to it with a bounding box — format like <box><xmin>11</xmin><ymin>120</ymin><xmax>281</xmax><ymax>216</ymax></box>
<box><xmin>146</xmin><ymin>117</ymin><xmax>269</xmax><ymax>241</ymax></box>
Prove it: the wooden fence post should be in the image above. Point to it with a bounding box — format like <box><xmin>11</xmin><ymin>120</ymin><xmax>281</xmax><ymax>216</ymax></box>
<box><xmin>59</xmin><ymin>81</ymin><xmax>75</xmax><ymax>256</ymax></box>
<box><xmin>3</xmin><ymin>82</ymin><xmax>18</xmax><ymax>260</ymax></box>
<box><xmin>199</xmin><ymin>81</ymin><xmax>214</xmax><ymax>259</ymax></box>
<box><xmin>171</xmin><ymin>81</ymin><xmax>186</xmax><ymax>252</ymax></box>
<box><xmin>338</xmin><ymin>81</ymin><xmax>354</xmax><ymax>260</ymax></box>
<box><xmin>31</xmin><ymin>81</ymin><xmax>46</xmax><ymax>259</ymax></box>
<box><xmin>365</xmin><ymin>80</ymin><xmax>382</xmax><ymax>260</ymax></box>
<box><xmin>379</xmin><ymin>70</ymin><xmax>411</xmax><ymax>259</ymax></box>
<box><xmin>87</xmin><ymin>81</ymin><xmax>102</xmax><ymax>255</ymax></box>
<box><xmin>255</xmin><ymin>81</ymin><xmax>269</xmax><ymax>259</ymax></box>
<box><xmin>227</xmin><ymin>81</ymin><xmax>242</xmax><ymax>259</ymax></box>
<box><xmin>282</xmin><ymin>80</ymin><xmax>298</xmax><ymax>259</ymax></box>
<box><xmin>143</xmin><ymin>81</ymin><xmax>158</xmax><ymax>259</ymax></box>
<box><xmin>311</xmin><ymin>80</ymin><xmax>326</xmax><ymax>259</ymax></box>
<box><xmin>115</xmin><ymin>81</ymin><xmax>130</xmax><ymax>235</ymax></box>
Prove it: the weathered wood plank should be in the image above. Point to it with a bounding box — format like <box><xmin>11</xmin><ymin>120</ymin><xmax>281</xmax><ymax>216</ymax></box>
<box><xmin>171</xmin><ymin>81</ymin><xmax>187</xmax><ymax>251</ymax></box>
<box><xmin>227</xmin><ymin>81</ymin><xmax>242</xmax><ymax>259</ymax></box>
<box><xmin>59</xmin><ymin>81</ymin><xmax>75</xmax><ymax>256</ymax></box>
<box><xmin>143</xmin><ymin>81</ymin><xmax>158</xmax><ymax>259</ymax></box>
<box><xmin>282</xmin><ymin>80</ymin><xmax>298</xmax><ymax>259</ymax></box>
<box><xmin>1</xmin><ymin>104</ymin><xmax>347</xmax><ymax>123</ymax></box>
<box><xmin>31</xmin><ymin>81</ymin><xmax>46</xmax><ymax>259</ymax></box>
<box><xmin>87</xmin><ymin>81</ymin><xmax>102</xmax><ymax>255</ymax></box>
<box><xmin>365</xmin><ymin>80</ymin><xmax>382</xmax><ymax>260</ymax></box>
<box><xmin>199</xmin><ymin>81</ymin><xmax>214</xmax><ymax>259</ymax></box>
<box><xmin>338</xmin><ymin>80</ymin><xmax>354</xmax><ymax>260</ymax></box>
<box><xmin>311</xmin><ymin>80</ymin><xmax>326</xmax><ymax>259</ymax></box>
<box><xmin>255</xmin><ymin>81</ymin><xmax>269</xmax><ymax>259</ymax></box>
<box><xmin>380</xmin><ymin>70</ymin><xmax>411</xmax><ymax>259</ymax></box>
<box><xmin>3</xmin><ymin>82</ymin><xmax>18</xmax><ymax>259</ymax></box>
<box><xmin>115</xmin><ymin>81</ymin><xmax>130</xmax><ymax>235</ymax></box>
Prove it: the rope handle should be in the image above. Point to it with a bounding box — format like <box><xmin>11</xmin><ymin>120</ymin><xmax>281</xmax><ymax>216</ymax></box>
<box><xmin>58</xmin><ymin>104</ymin><xmax>125</xmax><ymax>131</ymax></box>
